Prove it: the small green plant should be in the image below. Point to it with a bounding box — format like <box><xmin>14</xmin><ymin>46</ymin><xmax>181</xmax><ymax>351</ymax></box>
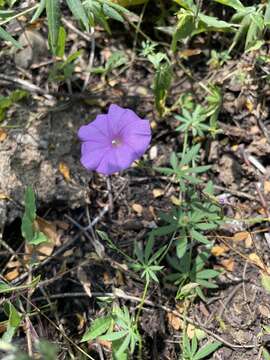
<box><xmin>0</xmin><ymin>89</ymin><xmax>28</xmax><ymax>122</ymax></box>
<box><xmin>182</xmin><ymin>332</ymin><xmax>221</xmax><ymax>360</ymax></box>
<box><xmin>141</xmin><ymin>40</ymin><xmax>172</xmax><ymax>116</ymax></box>
<box><xmin>21</xmin><ymin>186</ymin><xmax>48</xmax><ymax>246</ymax></box>
<box><xmin>166</xmin><ymin>251</ymin><xmax>220</xmax><ymax>300</ymax></box>
<box><xmin>82</xmin><ymin>306</ymin><xmax>140</xmax><ymax>359</ymax></box>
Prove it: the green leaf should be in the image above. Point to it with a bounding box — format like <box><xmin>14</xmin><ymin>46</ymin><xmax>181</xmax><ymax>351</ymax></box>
<box><xmin>191</xmin><ymin>229</ymin><xmax>210</xmax><ymax>245</ymax></box>
<box><xmin>115</xmin><ymin>333</ymin><xmax>130</xmax><ymax>358</ymax></box>
<box><xmin>171</xmin><ymin>11</ymin><xmax>195</xmax><ymax>51</ymax></box>
<box><xmin>24</xmin><ymin>188</ymin><xmax>37</xmax><ymax>221</ymax></box>
<box><xmin>2</xmin><ymin>303</ymin><xmax>21</xmax><ymax>343</ymax></box>
<box><xmin>212</xmin><ymin>0</ymin><xmax>244</xmax><ymax>11</ymax></box>
<box><xmin>21</xmin><ymin>186</ymin><xmax>36</xmax><ymax>243</ymax></box>
<box><xmin>176</xmin><ymin>236</ymin><xmax>188</xmax><ymax>258</ymax></box>
<box><xmin>0</xmin><ymin>276</ymin><xmax>40</xmax><ymax>294</ymax></box>
<box><xmin>263</xmin><ymin>348</ymin><xmax>270</xmax><ymax>360</ymax></box>
<box><xmin>81</xmin><ymin>316</ymin><xmax>112</xmax><ymax>342</ymax></box>
<box><xmin>46</xmin><ymin>0</ymin><xmax>60</xmax><ymax>55</ymax></box>
<box><xmin>0</xmin><ymin>26</ymin><xmax>22</xmax><ymax>48</ymax></box>
<box><xmin>100</xmin><ymin>330</ymin><xmax>127</xmax><ymax>341</ymax></box>
<box><xmin>103</xmin><ymin>3</ymin><xmax>124</xmax><ymax>22</ymax></box>
<box><xmin>66</xmin><ymin>0</ymin><xmax>89</xmax><ymax>32</ymax></box>
<box><xmin>154</xmin><ymin>61</ymin><xmax>172</xmax><ymax>116</ymax></box>
<box><xmin>31</xmin><ymin>0</ymin><xmax>46</xmax><ymax>23</ymax></box>
<box><xmin>193</xmin><ymin>341</ymin><xmax>221</xmax><ymax>360</ymax></box>
<box><xmin>56</xmin><ymin>26</ymin><xmax>66</xmax><ymax>58</ymax></box>
<box><xmin>29</xmin><ymin>231</ymin><xmax>48</xmax><ymax>245</ymax></box>
<box><xmin>196</xmin><ymin>269</ymin><xmax>220</xmax><ymax>279</ymax></box>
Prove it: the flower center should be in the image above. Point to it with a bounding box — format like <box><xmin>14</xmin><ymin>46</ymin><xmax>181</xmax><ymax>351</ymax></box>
<box><xmin>111</xmin><ymin>138</ymin><xmax>122</xmax><ymax>147</ymax></box>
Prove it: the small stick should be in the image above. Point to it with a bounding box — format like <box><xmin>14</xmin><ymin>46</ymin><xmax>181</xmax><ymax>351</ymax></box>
<box><xmin>82</xmin><ymin>27</ymin><xmax>95</xmax><ymax>91</ymax></box>
<box><xmin>106</xmin><ymin>176</ymin><xmax>114</xmax><ymax>215</ymax></box>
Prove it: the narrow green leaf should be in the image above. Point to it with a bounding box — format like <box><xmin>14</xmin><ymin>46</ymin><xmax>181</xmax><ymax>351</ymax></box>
<box><xmin>103</xmin><ymin>3</ymin><xmax>124</xmax><ymax>22</ymax></box>
<box><xmin>81</xmin><ymin>316</ymin><xmax>112</xmax><ymax>342</ymax></box>
<box><xmin>66</xmin><ymin>0</ymin><xmax>89</xmax><ymax>32</ymax></box>
<box><xmin>0</xmin><ymin>26</ymin><xmax>22</xmax><ymax>49</ymax></box>
<box><xmin>46</xmin><ymin>0</ymin><xmax>60</xmax><ymax>55</ymax></box>
<box><xmin>55</xmin><ymin>26</ymin><xmax>66</xmax><ymax>57</ymax></box>
<box><xmin>31</xmin><ymin>0</ymin><xmax>46</xmax><ymax>23</ymax></box>
<box><xmin>193</xmin><ymin>341</ymin><xmax>221</xmax><ymax>360</ymax></box>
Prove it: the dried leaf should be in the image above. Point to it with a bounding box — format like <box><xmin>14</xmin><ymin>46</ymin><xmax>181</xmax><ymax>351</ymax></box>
<box><xmin>179</xmin><ymin>48</ymin><xmax>201</xmax><ymax>59</ymax></box>
<box><xmin>0</xmin><ymin>128</ymin><xmax>7</xmax><ymax>142</ymax></box>
<box><xmin>170</xmin><ymin>195</ymin><xmax>181</xmax><ymax>206</ymax></box>
<box><xmin>59</xmin><ymin>162</ymin><xmax>71</xmax><ymax>181</ymax></box>
<box><xmin>132</xmin><ymin>203</ymin><xmax>143</xmax><ymax>216</ymax></box>
<box><xmin>167</xmin><ymin>312</ymin><xmax>182</xmax><ymax>330</ymax></box>
<box><xmin>248</xmin><ymin>253</ymin><xmax>265</xmax><ymax>270</ymax></box>
<box><xmin>220</xmin><ymin>258</ymin><xmax>234</xmax><ymax>272</ymax></box>
<box><xmin>4</xmin><ymin>269</ymin><xmax>19</xmax><ymax>281</ymax></box>
<box><xmin>153</xmin><ymin>188</ymin><xmax>165</xmax><ymax>198</ymax></box>
<box><xmin>186</xmin><ymin>324</ymin><xmax>196</xmax><ymax>338</ymax></box>
<box><xmin>0</xmin><ymin>193</ymin><xmax>9</xmax><ymax>200</ymax></box>
<box><xmin>232</xmin><ymin>231</ymin><xmax>250</xmax><ymax>242</ymax></box>
<box><xmin>245</xmin><ymin>98</ymin><xmax>254</xmax><ymax>112</ymax></box>
<box><xmin>97</xmin><ymin>338</ymin><xmax>112</xmax><ymax>350</ymax></box>
<box><xmin>211</xmin><ymin>245</ymin><xmax>229</xmax><ymax>257</ymax></box>
<box><xmin>77</xmin><ymin>267</ymin><xmax>91</xmax><ymax>297</ymax></box>
<box><xmin>36</xmin><ymin>217</ymin><xmax>60</xmax><ymax>245</ymax></box>
<box><xmin>103</xmin><ymin>272</ymin><xmax>113</xmax><ymax>285</ymax></box>
<box><xmin>264</xmin><ymin>181</ymin><xmax>270</xmax><ymax>194</ymax></box>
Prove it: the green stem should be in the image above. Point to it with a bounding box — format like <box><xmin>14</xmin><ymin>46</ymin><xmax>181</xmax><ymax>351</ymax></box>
<box><xmin>135</xmin><ymin>280</ymin><xmax>149</xmax><ymax>359</ymax></box>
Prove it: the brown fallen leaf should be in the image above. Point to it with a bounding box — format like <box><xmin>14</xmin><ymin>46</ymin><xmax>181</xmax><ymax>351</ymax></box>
<box><xmin>0</xmin><ymin>193</ymin><xmax>9</xmax><ymax>200</ymax></box>
<box><xmin>153</xmin><ymin>188</ymin><xmax>165</xmax><ymax>198</ymax></box>
<box><xmin>59</xmin><ymin>162</ymin><xmax>71</xmax><ymax>181</ymax></box>
<box><xmin>264</xmin><ymin>181</ymin><xmax>270</xmax><ymax>194</ymax></box>
<box><xmin>220</xmin><ymin>258</ymin><xmax>235</xmax><ymax>272</ymax></box>
<box><xmin>167</xmin><ymin>312</ymin><xmax>182</xmax><ymax>331</ymax></box>
<box><xmin>211</xmin><ymin>245</ymin><xmax>229</xmax><ymax>257</ymax></box>
<box><xmin>97</xmin><ymin>339</ymin><xmax>112</xmax><ymax>350</ymax></box>
<box><xmin>0</xmin><ymin>128</ymin><xmax>7</xmax><ymax>142</ymax></box>
<box><xmin>4</xmin><ymin>269</ymin><xmax>19</xmax><ymax>281</ymax></box>
<box><xmin>77</xmin><ymin>267</ymin><xmax>91</xmax><ymax>297</ymax></box>
<box><xmin>179</xmin><ymin>48</ymin><xmax>202</xmax><ymax>59</ymax></box>
<box><xmin>186</xmin><ymin>324</ymin><xmax>196</xmax><ymax>339</ymax></box>
<box><xmin>132</xmin><ymin>203</ymin><xmax>143</xmax><ymax>216</ymax></box>
<box><xmin>36</xmin><ymin>217</ymin><xmax>61</xmax><ymax>246</ymax></box>
<box><xmin>232</xmin><ymin>231</ymin><xmax>250</xmax><ymax>242</ymax></box>
<box><xmin>170</xmin><ymin>195</ymin><xmax>181</xmax><ymax>206</ymax></box>
<box><xmin>248</xmin><ymin>253</ymin><xmax>265</xmax><ymax>270</ymax></box>
<box><xmin>245</xmin><ymin>98</ymin><xmax>254</xmax><ymax>112</ymax></box>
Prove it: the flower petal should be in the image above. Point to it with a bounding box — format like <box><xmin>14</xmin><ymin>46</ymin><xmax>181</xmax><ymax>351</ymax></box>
<box><xmin>120</xmin><ymin>119</ymin><xmax>151</xmax><ymax>137</ymax></box>
<box><xmin>96</xmin><ymin>144</ymin><xmax>138</xmax><ymax>175</ymax></box>
<box><xmin>108</xmin><ymin>105</ymin><xmax>143</xmax><ymax>137</ymax></box>
<box><xmin>78</xmin><ymin>115</ymin><xmax>111</xmax><ymax>143</ymax></box>
<box><xmin>80</xmin><ymin>142</ymin><xmax>109</xmax><ymax>171</ymax></box>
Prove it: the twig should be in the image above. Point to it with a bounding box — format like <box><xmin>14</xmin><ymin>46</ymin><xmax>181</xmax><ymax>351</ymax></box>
<box><xmin>64</xmin><ymin>214</ymin><xmax>105</xmax><ymax>258</ymax></box>
<box><xmin>106</xmin><ymin>176</ymin><xmax>113</xmax><ymax>216</ymax></box>
<box><xmin>32</xmin><ymin>289</ymin><xmax>256</xmax><ymax>350</ymax></box>
<box><xmin>21</xmin><ymin>294</ymin><xmax>95</xmax><ymax>360</ymax></box>
<box><xmin>61</xmin><ymin>18</ymin><xmax>95</xmax><ymax>43</ymax></box>
<box><xmin>214</xmin><ymin>185</ymin><xmax>257</xmax><ymax>202</ymax></box>
<box><xmin>82</xmin><ymin>27</ymin><xmax>95</xmax><ymax>91</ymax></box>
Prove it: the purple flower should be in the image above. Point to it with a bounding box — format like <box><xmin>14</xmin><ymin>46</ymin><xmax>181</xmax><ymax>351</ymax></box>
<box><xmin>78</xmin><ymin>104</ymin><xmax>151</xmax><ymax>175</ymax></box>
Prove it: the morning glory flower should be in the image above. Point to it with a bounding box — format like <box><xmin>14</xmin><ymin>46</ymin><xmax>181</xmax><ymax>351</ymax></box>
<box><xmin>78</xmin><ymin>104</ymin><xmax>151</xmax><ymax>175</ymax></box>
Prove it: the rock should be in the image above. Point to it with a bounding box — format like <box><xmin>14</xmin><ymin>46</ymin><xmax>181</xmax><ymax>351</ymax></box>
<box><xmin>14</xmin><ymin>30</ymin><xmax>48</xmax><ymax>69</ymax></box>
